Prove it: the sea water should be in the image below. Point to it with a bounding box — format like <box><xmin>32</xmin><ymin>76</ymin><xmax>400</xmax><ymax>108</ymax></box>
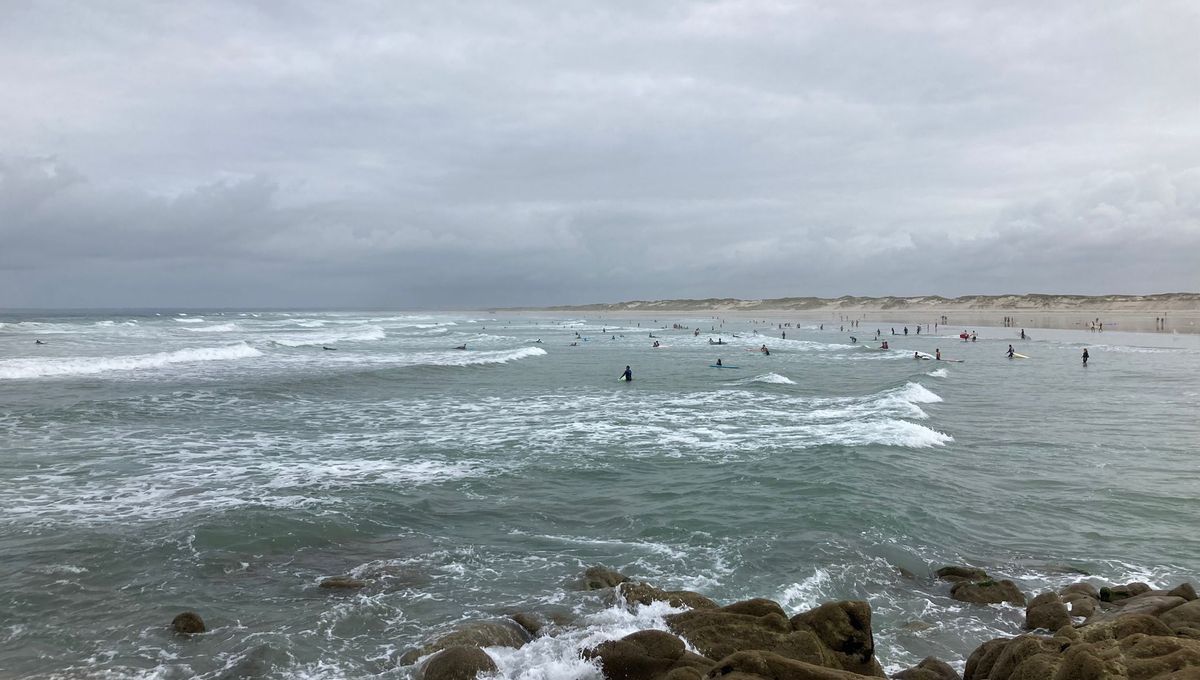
<box><xmin>1</xmin><ymin>310</ymin><xmax>1198</xmax><ymax>678</ymax></box>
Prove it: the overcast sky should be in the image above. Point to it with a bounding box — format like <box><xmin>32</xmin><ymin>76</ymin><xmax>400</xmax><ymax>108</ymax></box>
<box><xmin>2</xmin><ymin>1</ymin><xmax>1198</xmax><ymax>308</ymax></box>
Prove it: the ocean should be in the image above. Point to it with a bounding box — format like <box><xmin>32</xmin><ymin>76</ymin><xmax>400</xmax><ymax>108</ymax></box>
<box><xmin>1</xmin><ymin>310</ymin><xmax>1198</xmax><ymax>679</ymax></box>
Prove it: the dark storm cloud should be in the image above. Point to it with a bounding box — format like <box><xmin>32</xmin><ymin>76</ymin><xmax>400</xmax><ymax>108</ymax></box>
<box><xmin>1</xmin><ymin>1</ymin><xmax>1198</xmax><ymax>307</ymax></box>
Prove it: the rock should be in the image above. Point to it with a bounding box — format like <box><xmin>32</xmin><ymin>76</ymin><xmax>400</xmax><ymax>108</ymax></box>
<box><xmin>962</xmin><ymin>638</ymin><xmax>1008</xmax><ymax>680</ymax></box>
<box><xmin>583</xmin><ymin>630</ymin><xmax>713</xmax><ymax>680</ymax></box>
<box><xmin>1161</xmin><ymin>600</ymin><xmax>1200</xmax><ymax>629</ymax></box>
<box><xmin>1078</xmin><ymin>613</ymin><xmax>1173</xmax><ymax>642</ymax></box>
<box><xmin>399</xmin><ymin>620</ymin><xmax>532</xmax><ymax>665</ymax></box>
<box><xmin>1099</xmin><ymin>581</ymin><xmax>1151</xmax><ymax>603</ymax></box>
<box><xmin>1061</xmin><ymin>592</ymin><xmax>1099</xmax><ymax>618</ymax></box>
<box><xmin>898</xmin><ymin>621</ymin><xmax>934</xmax><ymax>633</ymax></box>
<box><xmin>510</xmin><ymin>612</ymin><xmax>545</xmax><ymax>637</ymax></box>
<box><xmin>892</xmin><ymin>656</ymin><xmax>959</xmax><ymax>680</ymax></box>
<box><xmin>665</xmin><ymin>604</ymin><xmax>795</xmax><ymax>665</ymax></box>
<box><xmin>319</xmin><ymin>576</ymin><xmax>368</xmax><ymax>589</ymax></box>
<box><xmin>790</xmin><ymin>601</ymin><xmax>886</xmax><ymax>677</ymax></box>
<box><xmin>1024</xmin><ymin>592</ymin><xmax>1070</xmax><ymax>631</ymax></box>
<box><xmin>722</xmin><ymin>599</ymin><xmax>787</xmax><ymax>619</ymax></box>
<box><xmin>935</xmin><ymin>566</ymin><xmax>989</xmax><ymax>583</ymax></box>
<box><xmin>419</xmin><ymin>646</ymin><xmax>497</xmax><ymax>680</ymax></box>
<box><xmin>1169</xmin><ymin>583</ymin><xmax>1199</xmax><ymax>602</ymax></box>
<box><xmin>705</xmin><ymin>650</ymin><xmax>881</xmax><ymax>680</ymax></box>
<box><xmin>949</xmin><ymin>579</ymin><xmax>1026</xmax><ymax>606</ymax></box>
<box><xmin>1060</xmin><ymin>582</ymin><xmax>1101</xmax><ymax>600</ymax></box>
<box><xmin>216</xmin><ymin>643</ymin><xmax>287</xmax><ymax>680</ymax></box>
<box><xmin>1120</xmin><ymin>634</ymin><xmax>1200</xmax><ymax>679</ymax></box>
<box><xmin>621</xmin><ymin>582</ymin><xmax>719</xmax><ymax>611</ymax></box>
<box><xmin>172</xmin><ymin>611</ymin><xmax>206</xmax><ymax>635</ymax></box>
<box><xmin>585</xmin><ymin>566</ymin><xmax>632</xmax><ymax>590</ymax></box>
<box><xmin>1091</xmin><ymin>594</ymin><xmax>1186</xmax><ymax>623</ymax></box>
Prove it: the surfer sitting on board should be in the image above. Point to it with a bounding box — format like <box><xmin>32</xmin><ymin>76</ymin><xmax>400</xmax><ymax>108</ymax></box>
<box><xmin>716</xmin><ymin>358</ymin><xmax>723</xmax><ymax>366</ymax></box>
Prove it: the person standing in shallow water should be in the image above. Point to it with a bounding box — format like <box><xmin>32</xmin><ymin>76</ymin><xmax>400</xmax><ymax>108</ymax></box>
<box><xmin>1082</xmin><ymin>349</ymin><xmax>1089</xmax><ymax>366</ymax></box>
<box><xmin>620</xmin><ymin>365</ymin><xmax>632</xmax><ymax>381</ymax></box>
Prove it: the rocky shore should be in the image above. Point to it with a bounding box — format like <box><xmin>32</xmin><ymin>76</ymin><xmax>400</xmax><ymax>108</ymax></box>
<box><xmin>309</xmin><ymin>565</ymin><xmax>1200</xmax><ymax>680</ymax></box>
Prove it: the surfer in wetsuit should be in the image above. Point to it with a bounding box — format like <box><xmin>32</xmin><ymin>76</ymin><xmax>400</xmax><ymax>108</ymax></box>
<box><xmin>716</xmin><ymin>358</ymin><xmax>723</xmax><ymax>366</ymax></box>
<box><xmin>34</xmin><ymin>339</ymin><xmax>45</xmax><ymax>345</ymax></box>
<box><xmin>1082</xmin><ymin>348</ymin><xmax>1089</xmax><ymax>366</ymax></box>
<box><xmin>322</xmin><ymin>346</ymin><xmax>336</xmax><ymax>351</ymax></box>
<box><xmin>621</xmin><ymin>365</ymin><xmax>633</xmax><ymax>381</ymax></box>
<box><xmin>935</xmin><ymin>348</ymin><xmax>941</xmax><ymax>360</ymax></box>
<box><xmin>849</xmin><ymin>336</ymin><xmax>857</xmax><ymax>343</ymax></box>
<box><xmin>1007</xmin><ymin>345</ymin><xmax>1015</xmax><ymax>358</ymax></box>
<box><xmin>454</xmin><ymin>344</ymin><xmax>467</xmax><ymax>350</ymax></box>
<box><xmin>1020</xmin><ymin>329</ymin><xmax>1026</xmax><ymax>340</ymax></box>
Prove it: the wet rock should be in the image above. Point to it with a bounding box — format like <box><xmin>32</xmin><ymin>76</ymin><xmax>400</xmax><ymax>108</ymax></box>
<box><xmin>893</xmin><ymin>656</ymin><xmax>960</xmax><ymax>680</ymax></box>
<box><xmin>722</xmin><ymin>599</ymin><xmax>787</xmax><ymax>619</ymax></box>
<box><xmin>510</xmin><ymin>612</ymin><xmax>545</xmax><ymax>637</ymax></box>
<box><xmin>1024</xmin><ymin>592</ymin><xmax>1070</xmax><ymax>631</ymax></box>
<box><xmin>897</xmin><ymin>621</ymin><xmax>934</xmax><ymax>633</ymax></box>
<box><xmin>319</xmin><ymin>576</ymin><xmax>368</xmax><ymax>589</ymax></box>
<box><xmin>586</xmin><ymin>566</ymin><xmax>632</xmax><ymax>590</ymax></box>
<box><xmin>399</xmin><ymin>619</ymin><xmax>532</xmax><ymax>665</ymax></box>
<box><xmin>935</xmin><ymin>566</ymin><xmax>989</xmax><ymax>583</ymax></box>
<box><xmin>1169</xmin><ymin>583</ymin><xmax>1199</xmax><ymax>602</ymax></box>
<box><xmin>1078</xmin><ymin>613</ymin><xmax>1173</xmax><ymax>642</ymax></box>
<box><xmin>621</xmin><ymin>582</ymin><xmax>719</xmax><ymax>611</ymax></box>
<box><xmin>949</xmin><ymin>579</ymin><xmax>1026</xmax><ymax>606</ymax></box>
<box><xmin>705</xmin><ymin>650</ymin><xmax>878</xmax><ymax>680</ymax></box>
<box><xmin>583</xmin><ymin>630</ymin><xmax>713</xmax><ymax>680</ymax></box>
<box><xmin>1061</xmin><ymin>590</ymin><xmax>1100</xmax><ymax>618</ymax></box>
<box><xmin>1087</xmin><ymin>594</ymin><xmax>1186</xmax><ymax>625</ymax></box>
<box><xmin>1119</xmin><ymin>634</ymin><xmax>1200</xmax><ymax>678</ymax></box>
<box><xmin>1060</xmin><ymin>582</ymin><xmax>1101</xmax><ymax>600</ymax></box>
<box><xmin>217</xmin><ymin>643</ymin><xmax>287</xmax><ymax>680</ymax></box>
<box><xmin>172</xmin><ymin>611</ymin><xmax>206</xmax><ymax>635</ymax></box>
<box><xmin>419</xmin><ymin>646</ymin><xmax>497</xmax><ymax>680</ymax></box>
<box><xmin>1099</xmin><ymin>581</ymin><xmax>1152</xmax><ymax>603</ymax></box>
<box><xmin>790</xmin><ymin>600</ymin><xmax>886</xmax><ymax>677</ymax></box>
<box><xmin>1161</xmin><ymin>600</ymin><xmax>1200</xmax><ymax>629</ymax></box>
<box><xmin>962</xmin><ymin>638</ymin><xmax>1008</xmax><ymax>680</ymax></box>
<box><xmin>665</xmin><ymin>603</ymin><xmax>794</xmax><ymax>664</ymax></box>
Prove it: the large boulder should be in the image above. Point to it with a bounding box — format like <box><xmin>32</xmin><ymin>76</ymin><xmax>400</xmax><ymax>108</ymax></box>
<box><xmin>950</xmin><ymin>580</ymin><xmax>1026</xmax><ymax>606</ymax></box>
<box><xmin>790</xmin><ymin>601</ymin><xmax>885</xmax><ymax>677</ymax></box>
<box><xmin>935</xmin><ymin>567</ymin><xmax>989</xmax><ymax>583</ymax></box>
<box><xmin>1061</xmin><ymin>591</ymin><xmax>1100</xmax><ymax>618</ymax></box>
<box><xmin>399</xmin><ymin>620</ymin><xmax>532</xmax><ymax>665</ymax></box>
<box><xmin>319</xmin><ymin>575</ymin><xmax>368</xmax><ymax>589</ymax></box>
<box><xmin>172</xmin><ymin>611</ymin><xmax>206</xmax><ymax>635</ymax></box>
<box><xmin>621</xmin><ymin>583</ymin><xmax>719</xmax><ymax>611</ymax></box>
<box><xmin>419</xmin><ymin>646</ymin><xmax>497</xmax><ymax>680</ymax></box>
<box><xmin>583</xmin><ymin>630</ymin><xmax>713</xmax><ymax>680</ymax></box>
<box><xmin>892</xmin><ymin>656</ymin><xmax>960</xmax><ymax>680</ymax></box>
<box><xmin>1099</xmin><ymin>582</ymin><xmax>1152</xmax><ymax>603</ymax></box>
<box><xmin>585</xmin><ymin>566</ymin><xmax>633</xmax><ymax>590</ymax></box>
<box><xmin>1085</xmin><ymin>594</ymin><xmax>1187</xmax><ymax>626</ymax></box>
<box><xmin>705</xmin><ymin>650</ymin><xmax>882</xmax><ymax>680</ymax></box>
<box><xmin>1169</xmin><ymin>583</ymin><xmax>1198</xmax><ymax>602</ymax></box>
<box><xmin>1060</xmin><ymin>582</ymin><xmax>1101</xmax><ymax>600</ymax></box>
<box><xmin>665</xmin><ymin>603</ymin><xmax>798</xmax><ymax>664</ymax></box>
<box><xmin>1024</xmin><ymin>592</ymin><xmax>1070</xmax><ymax>631</ymax></box>
<box><xmin>1161</xmin><ymin>600</ymin><xmax>1200</xmax><ymax>630</ymax></box>
<box><xmin>1077</xmin><ymin>613</ymin><xmax>1174</xmax><ymax>643</ymax></box>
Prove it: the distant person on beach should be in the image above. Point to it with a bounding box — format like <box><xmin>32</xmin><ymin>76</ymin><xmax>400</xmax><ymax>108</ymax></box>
<box><xmin>621</xmin><ymin>365</ymin><xmax>633</xmax><ymax>381</ymax></box>
<box><xmin>1020</xmin><ymin>329</ymin><xmax>1026</xmax><ymax>340</ymax></box>
<box><xmin>1082</xmin><ymin>349</ymin><xmax>1089</xmax><ymax>366</ymax></box>
<box><xmin>781</xmin><ymin>331</ymin><xmax>786</xmax><ymax>339</ymax></box>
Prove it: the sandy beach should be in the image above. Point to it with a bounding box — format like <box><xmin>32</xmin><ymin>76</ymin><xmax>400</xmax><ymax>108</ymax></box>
<box><xmin>524</xmin><ymin>294</ymin><xmax>1200</xmax><ymax>335</ymax></box>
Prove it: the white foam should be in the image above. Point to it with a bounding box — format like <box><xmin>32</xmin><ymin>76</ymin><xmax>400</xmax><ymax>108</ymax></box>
<box><xmin>266</xmin><ymin>326</ymin><xmax>386</xmax><ymax>347</ymax></box>
<box><xmin>173</xmin><ymin>317</ymin><xmax>206</xmax><ymax>323</ymax></box>
<box><xmin>403</xmin><ymin>346</ymin><xmax>548</xmax><ymax>367</ymax></box>
<box><xmin>927</xmin><ymin>368</ymin><xmax>949</xmax><ymax>378</ymax></box>
<box><xmin>778</xmin><ymin>568</ymin><xmax>833</xmax><ymax>611</ymax></box>
<box><xmin>0</xmin><ymin>344</ymin><xmax>263</xmax><ymax>380</ymax></box>
<box><xmin>183</xmin><ymin>323</ymin><xmax>240</xmax><ymax>333</ymax></box>
<box><xmin>748</xmin><ymin>372</ymin><xmax>796</xmax><ymax>385</ymax></box>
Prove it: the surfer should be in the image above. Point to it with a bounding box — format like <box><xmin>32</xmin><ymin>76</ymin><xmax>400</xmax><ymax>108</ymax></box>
<box><xmin>849</xmin><ymin>336</ymin><xmax>857</xmax><ymax>343</ymax></box>
<box><xmin>34</xmin><ymin>339</ymin><xmax>46</xmax><ymax>345</ymax></box>
<box><xmin>652</xmin><ymin>340</ymin><xmax>660</xmax><ymax>348</ymax></box>
<box><xmin>620</xmin><ymin>365</ymin><xmax>632</xmax><ymax>381</ymax></box>
<box><xmin>935</xmin><ymin>348</ymin><xmax>941</xmax><ymax>360</ymax></box>
<box><xmin>971</xmin><ymin>332</ymin><xmax>977</xmax><ymax>342</ymax></box>
<box><xmin>760</xmin><ymin>345</ymin><xmax>770</xmax><ymax>355</ymax></box>
<box><xmin>322</xmin><ymin>346</ymin><xmax>336</xmax><ymax>351</ymax></box>
<box><xmin>569</xmin><ymin>342</ymin><xmax>578</xmax><ymax>346</ymax></box>
<box><xmin>1007</xmin><ymin>345</ymin><xmax>1015</xmax><ymax>359</ymax></box>
<box><xmin>914</xmin><ymin>351</ymin><xmax>921</xmax><ymax>359</ymax></box>
<box><xmin>881</xmin><ymin>341</ymin><xmax>889</xmax><ymax>350</ymax></box>
<box><xmin>716</xmin><ymin>358</ymin><xmax>723</xmax><ymax>366</ymax></box>
<box><xmin>1020</xmin><ymin>329</ymin><xmax>1026</xmax><ymax>340</ymax></box>
<box><xmin>1082</xmin><ymin>348</ymin><xmax>1089</xmax><ymax>366</ymax></box>
<box><xmin>454</xmin><ymin>344</ymin><xmax>467</xmax><ymax>350</ymax></box>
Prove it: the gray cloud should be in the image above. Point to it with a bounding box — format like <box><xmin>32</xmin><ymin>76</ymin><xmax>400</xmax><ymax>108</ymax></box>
<box><xmin>1</xmin><ymin>1</ymin><xmax>1198</xmax><ymax>308</ymax></box>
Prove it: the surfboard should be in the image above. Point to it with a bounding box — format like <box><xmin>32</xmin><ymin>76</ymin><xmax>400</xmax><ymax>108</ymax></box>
<box><xmin>939</xmin><ymin>358</ymin><xmax>964</xmax><ymax>363</ymax></box>
<box><xmin>1011</xmin><ymin>353</ymin><xmax>1029</xmax><ymax>359</ymax></box>
<box><xmin>710</xmin><ymin>364</ymin><xmax>739</xmax><ymax>368</ymax></box>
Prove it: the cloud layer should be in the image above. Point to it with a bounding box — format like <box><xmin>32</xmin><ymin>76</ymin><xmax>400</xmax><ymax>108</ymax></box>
<box><xmin>2</xmin><ymin>1</ymin><xmax>1198</xmax><ymax>307</ymax></box>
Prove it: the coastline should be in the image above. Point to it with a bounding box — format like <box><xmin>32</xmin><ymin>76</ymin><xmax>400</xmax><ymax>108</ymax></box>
<box><xmin>507</xmin><ymin>294</ymin><xmax>1200</xmax><ymax>335</ymax></box>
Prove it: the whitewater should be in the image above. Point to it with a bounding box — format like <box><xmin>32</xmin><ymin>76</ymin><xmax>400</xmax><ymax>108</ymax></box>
<box><xmin>1</xmin><ymin>309</ymin><xmax>1198</xmax><ymax>679</ymax></box>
